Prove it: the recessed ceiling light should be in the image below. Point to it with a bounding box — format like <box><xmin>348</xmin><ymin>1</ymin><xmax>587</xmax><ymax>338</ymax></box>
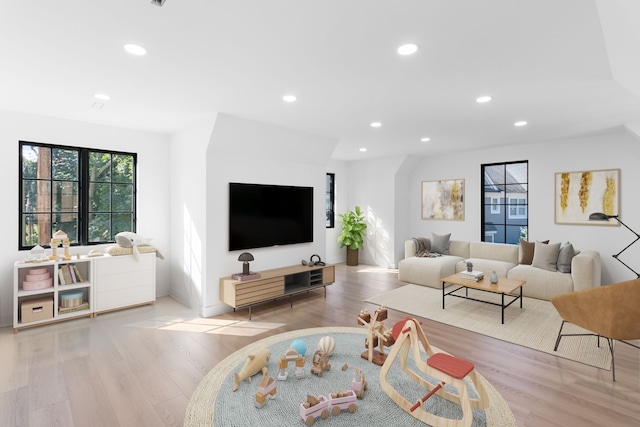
<box><xmin>282</xmin><ymin>95</ymin><xmax>297</xmax><ymax>102</ymax></box>
<box><xmin>420</xmin><ymin>137</ymin><xmax>431</xmax><ymax>142</ymax></box>
<box><xmin>359</xmin><ymin>148</ymin><xmax>367</xmax><ymax>152</ymax></box>
<box><xmin>124</xmin><ymin>44</ymin><xmax>147</xmax><ymax>56</ymax></box>
<box><xmin>476</xmin><ymin>96</ymin><xmax>492</xmax><ymax>103</ymax></box>
<box><xmin>514</xmin><ymin>121</ymin><xmax>528</xmax><ymax>127</ymax></box>
<box><xmin>370</xmin><ymin>122</ymin><xmax>382</xmax><ymax>128</ymax></box>
<box><xmin>397</xmin><ymin>43</ymin><xmax>419</xmax><ymax>55</ymax></box>
<box><xmin>94</xmin><ymin>93</ymin><xmax>111</xmax><ymax>101</ymax></box>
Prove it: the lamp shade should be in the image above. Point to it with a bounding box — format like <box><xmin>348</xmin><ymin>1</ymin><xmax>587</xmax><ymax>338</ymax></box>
<box><xmin>589</xmin><ymin>212</ymin><xmax>616</xmax><ymax>221</ymax></box>
<box><xmin>238</xmin><ymin>252</ymin><xmax>254</xmax><ymax>262</ymax></box>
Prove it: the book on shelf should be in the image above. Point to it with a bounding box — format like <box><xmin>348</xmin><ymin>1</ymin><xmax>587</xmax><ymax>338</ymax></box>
<box><xmin>58</xmin><ymin>263</ymin><xmax>85</xmax><ymax>285</ymax></box>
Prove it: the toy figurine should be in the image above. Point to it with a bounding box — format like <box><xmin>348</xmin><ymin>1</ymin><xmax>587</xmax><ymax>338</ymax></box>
<box><xmin>254</xmin><ymin>375</ymin><xmax>276</xmax><ymax>408</ymax></box>
<box><xmin>232</xmin><ymin>348</ymin><xmax>271</xmax><ymax>391</ymax></box>
<box><xmin>277</xmin><ymin>347</ymin><xmax>306</xmax><ymax>380</ymax></box>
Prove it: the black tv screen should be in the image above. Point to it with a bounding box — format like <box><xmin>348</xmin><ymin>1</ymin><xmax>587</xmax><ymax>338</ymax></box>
<box><xmin>229</xmin><ymin>182</ymin><xmax>314</xmax><ymax>251</ymax></box>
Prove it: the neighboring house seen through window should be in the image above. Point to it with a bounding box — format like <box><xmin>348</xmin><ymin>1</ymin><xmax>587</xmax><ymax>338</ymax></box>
<box><xmin>481</xmin><ymin>161</ymin><xmax>528</xmax><ymax>244</ymax></box>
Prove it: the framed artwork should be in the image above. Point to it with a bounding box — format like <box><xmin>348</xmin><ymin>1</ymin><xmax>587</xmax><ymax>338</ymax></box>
<box><xmin>421</xmin><ymin>179</ymin><xmax>465</xmax><ymax>220</ymax></box>
<box><xmin>554</xmin><ymin>168</ymin><xmax>620</xmax><ymax>225</ymax></box>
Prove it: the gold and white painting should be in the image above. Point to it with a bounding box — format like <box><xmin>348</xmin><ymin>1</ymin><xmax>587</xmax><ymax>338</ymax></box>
<box><xmin>554</xmin><ymin>168</ymin><xmax>620</xmax><ymax>225</ymax></box>
<box><xmin>421</xmin><ymin>179</ymin><xmax>465</xmax><ymax>220</ymax></box>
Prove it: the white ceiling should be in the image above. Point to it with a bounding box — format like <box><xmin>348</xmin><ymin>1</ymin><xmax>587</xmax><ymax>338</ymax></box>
<box><xmin>1</xmin><ymin>0</ymin><xmax>640</xmax><ymax>161</ymax></box>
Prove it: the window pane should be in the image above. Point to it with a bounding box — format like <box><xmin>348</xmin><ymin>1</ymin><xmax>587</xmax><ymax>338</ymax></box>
<box><xmin>89</xmin><ymin>152</ymin><xmax>111</xmax><ymax>182</ymax></box>
<box><xmin>53</xmin><ymin>181</ymin><xmax>78</xmax><ymax>212</ymax></box>
<box><xmin>90</xmin><ymin>182</ymin><xmax>111</xmax><ymax>211</ymax></box>
<box><xmin>89</xmin><ymin>213</ymin><xmax>111</xmax><ymax>242</ymax></box>
<box><xmin>112</xmin><ymin>184</ymin><xmax>133</xmax><ymax>212</ymax></box>
<box><xmin>23</xmin><ymin>180</ymin><xmax>51</xmax><ymax>212</ymax></box>
<box><xmin>52</xmin><ymin>148</ymin><xmax>78</xmax><ymax>180</ymax></box>
<box><xmin>112</xmin><ymin>213</ymin><xmax>133</xmax><ymax>235</ymax></box>
<box><xmin>112</xmin><ymin>154</ymin><xmax>133</xmax><ymax>183</ymax></box>
<box><xmin>22</xmin><ymin>145</ymin><xmax>49</xmax><ymax>179</ymax></box>
<box><xmin>21</xmin><ymin>213</ymin><xmax>52</xmax><ymax>247</ymax></box>
<box><xmin>53</xmin><ymin>213</ymin><xmax>78</xmax><ymax>243</ymax></box>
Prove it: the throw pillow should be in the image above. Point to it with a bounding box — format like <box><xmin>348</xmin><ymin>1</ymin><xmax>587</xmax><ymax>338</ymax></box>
<box><xmin>531</xmin><ymin>241</ymin><xmax>561</xmax><ymax>272</ymax></box>
<box><xmin>519</xmin><ymin>239</ymin><xmax>549</xmax><ymax>265</ymax></box>
<box><xmin>431</xmin><ymin>233</ymin><xmax>451</xmax><ymax>255</ymax></box>
<box><xmin>556</xmin><ymin>242</ymin><xmax>575</xmax><ymax>273</ymax></box>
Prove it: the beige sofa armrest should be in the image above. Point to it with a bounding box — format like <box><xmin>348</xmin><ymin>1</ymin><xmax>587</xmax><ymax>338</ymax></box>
<box><xmin>405</xmin><ymin>240</ymin><xmax>417</xmax><ymax>259</ymax></box>
<box><xmin>571</xmin><ymin>250</ymin><xmax>601</xmax><ymax>291</ymax></box>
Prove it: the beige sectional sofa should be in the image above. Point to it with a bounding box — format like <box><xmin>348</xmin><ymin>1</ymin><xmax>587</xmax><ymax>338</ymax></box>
<box><xmin>398</xmin><ymin>238</ymin><xmax>601</xmax><ymax>301</ymax></box>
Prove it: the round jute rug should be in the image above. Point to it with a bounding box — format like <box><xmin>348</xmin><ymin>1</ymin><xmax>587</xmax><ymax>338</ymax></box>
<box><xmin>184</xmin><ymin>327</ymin><xmax>517</xmax><ymax>427</ymax></box>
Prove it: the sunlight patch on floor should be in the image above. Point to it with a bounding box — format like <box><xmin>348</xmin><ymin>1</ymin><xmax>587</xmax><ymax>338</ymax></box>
<box><xmin>124</xmin><ymin>317</ymin><xmax>284</xmax><ymax>336</ymax></box>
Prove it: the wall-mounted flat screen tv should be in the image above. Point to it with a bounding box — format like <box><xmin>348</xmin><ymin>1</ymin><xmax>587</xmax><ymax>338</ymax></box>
<box><xmin>229</xmin><ymin>182</ymin><xmax>314</xmax><ymax>251</ymax></box>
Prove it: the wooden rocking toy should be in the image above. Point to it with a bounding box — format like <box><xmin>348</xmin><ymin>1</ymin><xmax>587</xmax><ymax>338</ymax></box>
<box><xmin>379</xmin><ymin>317</ymin><xmax>489</xmax><ymax>427</ymax></box>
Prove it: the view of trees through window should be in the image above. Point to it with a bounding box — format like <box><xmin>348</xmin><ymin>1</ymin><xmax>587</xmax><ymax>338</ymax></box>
<box><xmin>20</xmin><ymin>142</ymin><xmax>136</xmax><ymax>249</ymax></box>
<box><xmin>481</xmin><ymin>161</ymin><xmax>528</xmax><ymax>244</ymax></box>
<box><xmin>326</xmin><ymin>173</ymin><xmax>335</xmax><ymax>228</ymax></box>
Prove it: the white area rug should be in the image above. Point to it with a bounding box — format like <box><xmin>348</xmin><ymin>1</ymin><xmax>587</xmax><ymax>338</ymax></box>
<box><xmin>366</xmin><ymin>284</ymin><xmax>611</xmax><ymax>370</ymax></box>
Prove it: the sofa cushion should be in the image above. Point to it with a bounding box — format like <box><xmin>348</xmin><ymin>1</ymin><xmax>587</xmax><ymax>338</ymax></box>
<box><xmin>431</xmin><ymin>233</ymin><xmax>451</xmax><ymax>255</ymax></box>
<box><xmin>519</xmin><ymin>239</ymin><xmax>549</xmax><ymax>265</ymax></box>
<box><xmin>508</xmin><ymin>265</ymin><xmax>574</xmax><ymax>300</ymax></box>
<box><xmin>398</xmin><ymin>255</ymin><xmax>464</xmax><ymax>289</ymax></box>
<box><xmin>531</xmin><ymin>241</ymin><xmax>561</xmax><ymax>271</ymax></box>
<box><xmin>469</xmin><ymin>241</ymin><xmax>518</xmax><ymax>264</ymax></box>
<box><xmin>556</xmin><ymin>242</ymin><xmax>575</xmax><ymax>273</ymax></box>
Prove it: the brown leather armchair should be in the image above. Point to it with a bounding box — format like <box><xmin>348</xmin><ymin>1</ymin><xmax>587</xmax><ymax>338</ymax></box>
<box><xmin>551</xmin><ymin>278</ymin><xmax>640</xmax><ymax>381</ymax></box>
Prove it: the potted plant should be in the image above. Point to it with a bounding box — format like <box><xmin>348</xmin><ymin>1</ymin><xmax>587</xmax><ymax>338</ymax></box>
<box><xmin>337</xmin><ymin>206</ymin><xmax>367</xmax><ymax>266</ymax></box>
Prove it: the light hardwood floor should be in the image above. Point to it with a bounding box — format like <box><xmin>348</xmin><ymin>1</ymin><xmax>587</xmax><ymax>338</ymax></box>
<box><xmin>1</xmin><ymin>264</ymin><xmax>638</xmax><ymax>426</ymax></box>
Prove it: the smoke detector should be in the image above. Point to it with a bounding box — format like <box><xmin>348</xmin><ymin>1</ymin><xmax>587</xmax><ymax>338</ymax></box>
<box><xmin>151</xmin><ymin>0</ymin><xmax>166</xmax><ymax>6</ymax></box>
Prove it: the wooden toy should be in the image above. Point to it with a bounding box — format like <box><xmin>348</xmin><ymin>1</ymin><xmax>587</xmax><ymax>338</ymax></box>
<box><xmin>310</xmin><ymin>350</ymin><xmax>331</xmax><ymax>377</ymax></box>
<box><xmin>49</xmin><ymin>230</ymin><xmax>71</xmax><ymax>260</ymax></box>
<box><xmin>232</xmin><ymin>348</ymin><xmax>271</xmax><ymax>391</ymax></box>
<box><xmin>299</xmin><ymin>395</ymin><xmax>329</xmax><ymax>426</ymax></box>
<box><xmin>379</xmin><ymin>317</ymin><xmax>489</xmax><ymax>427</ymax></box>
<box><xmin>351</xmin><ymin>368</ymin><xmax>368</xmax><ymax>399</ymax></box>
<box><xmin>254</xmin><ymin>375</ymin><xmax>276</xmax><ymax>408</ymax></box>
<box><xmin>328</xmin><ymin>390</ymin><xmax>357</xmax><ymax>415</ymax></box>
<box><xmin>277</xmin><ymin>347</ymin><xmax>306</xmax><ymax>380</ymax></box>
<box><xmin>357</xmin><ymin>306</ymin><xmax>395</xmax><ymax>365</ymax></box>
<box><xmin>317</xmin><ymin>336</ymin><xmax>336</xmax><ymax>356</ymax></box>
<box><xmin>341</xmin><ymin>363</ymin><xmax>348</xmax><ymax>371</ymax></box>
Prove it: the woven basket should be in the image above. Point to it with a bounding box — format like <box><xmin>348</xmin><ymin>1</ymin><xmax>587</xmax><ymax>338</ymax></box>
<box><xmin>346</xmin><ymin>248</ymin><xmax>359</xmax><ymax>266</ymax></box>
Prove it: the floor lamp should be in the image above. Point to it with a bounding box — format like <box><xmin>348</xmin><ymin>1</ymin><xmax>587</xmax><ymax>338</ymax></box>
<box><xmin>589</xmin><ymin>212</ymin><xmax>640</xmax><ymax>278</ymax></box>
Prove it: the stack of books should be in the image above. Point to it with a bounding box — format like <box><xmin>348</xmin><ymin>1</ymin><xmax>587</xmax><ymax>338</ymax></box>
<box><xmin>460</xmin><ymin>270</ymin><xmax>484</xmax><ymax>281</ymax></box>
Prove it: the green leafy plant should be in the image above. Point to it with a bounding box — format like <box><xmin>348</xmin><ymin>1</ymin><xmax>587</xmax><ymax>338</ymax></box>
<box><xmin>336</xmin><ymin>206</ymin><xmax>367</xmax><ymax>250</ymax></box>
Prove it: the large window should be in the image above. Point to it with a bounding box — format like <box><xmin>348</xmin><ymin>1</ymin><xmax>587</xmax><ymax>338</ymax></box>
<box><xmin>326</xmin><ymin>173</ymin><xmax>335</xmax><ymax>228</ymax></box>
<box><xmin>20</xmin><ymin>141</ymin><xmax>136</xmax><ymax>249</ymax></box>
<box><xmin>481</xmin><ymin>161</ymin><xmax>528</xmax><ymax>244</ymax></box>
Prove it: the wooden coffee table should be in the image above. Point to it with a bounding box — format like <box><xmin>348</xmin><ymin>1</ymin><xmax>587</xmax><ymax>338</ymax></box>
<box><xmin>441</xmin><ymin>273</ymin><xmax>526</xmax><ymax>324</ymax></box>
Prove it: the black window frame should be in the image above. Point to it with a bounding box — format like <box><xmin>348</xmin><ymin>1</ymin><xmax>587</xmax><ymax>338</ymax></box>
<box><xmin>19</xmin><ymin>140</ymin><xmax>137</xmax><ymax>249</ymax></box>
<box><xmin>326</xmin><ymin>173</ymin><xmax>335</xmax><ymax>228</ymax></box>
<box><xmin>481</xmin><ymin>160</ymin><xmax>528</xmax><ymax>244</ymax></box>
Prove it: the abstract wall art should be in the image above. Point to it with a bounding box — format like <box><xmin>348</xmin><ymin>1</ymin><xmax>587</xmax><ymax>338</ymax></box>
<box><xmin>554</xmin><ymin>168</ymin><xmax>620</xmax><ymax>225</ymax></box>
<box><xmin>421</xmin><ymin>179</ymin><xmax>465</xmax><ymax>220</ymax></box>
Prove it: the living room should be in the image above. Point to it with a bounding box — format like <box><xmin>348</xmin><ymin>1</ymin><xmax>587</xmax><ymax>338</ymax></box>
<box><xmin>1</xmin><ymin>1</ymin><xmax>639</xmax><ymax>426</ymax></box>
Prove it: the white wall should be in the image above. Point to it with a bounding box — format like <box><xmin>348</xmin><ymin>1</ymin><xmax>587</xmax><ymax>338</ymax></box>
<box><xmin>0</xmin><ymin>109</ymin><xmax>171</xmax><ymax>327</ymax></box>
<box><xmin>200</xmin><ymin>114</ymin><xmax>338</xmax><ymax>317</ymax></box>
<box><xmin>401</xmin><ymin>128</ymin><xmax>640</xmax><ymax>285</ymax></box>
<box><xmin>325</xmin><ymin>159</ymin><xmax>348</xmax><ymax>264</ymax></box>
<box><xmin>168</xmin><ymin>115</ymin><xmax>217</xmax><ymax>310</ymax></box>
<box><xmin>345</xmin><ymin>155</ymin><xmax>407</xmax><ymax>268</ymax></box>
